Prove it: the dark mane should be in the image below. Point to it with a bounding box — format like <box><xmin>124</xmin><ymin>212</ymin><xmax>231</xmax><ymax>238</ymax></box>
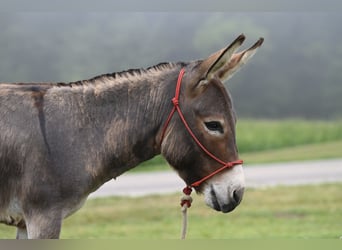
<box><xmin>56</xmin><ymin>62</ymin><xmax>185</xmax><ymax>88</ymax></box>
<box><xmin>0</xmin><ymin>62</ymin><xmax>186</xmax><ymax>88</ymax></box>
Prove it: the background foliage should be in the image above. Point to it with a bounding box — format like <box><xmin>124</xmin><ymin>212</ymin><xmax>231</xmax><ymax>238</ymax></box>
<box><xmin>1</xmin><ymin>12</ymin><xmax>341</xmax><ymax>119</ymax></box>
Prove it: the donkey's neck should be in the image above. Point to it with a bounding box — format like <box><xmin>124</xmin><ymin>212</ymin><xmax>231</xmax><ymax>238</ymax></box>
<box><xmin>67</xmin><ymin>63</ymin><xmax>182</xmax><ymax>179</ymax></box>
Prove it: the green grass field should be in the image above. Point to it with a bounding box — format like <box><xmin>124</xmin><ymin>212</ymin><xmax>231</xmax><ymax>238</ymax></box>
<box><xmin>241</xmin><ymin>140</ymin><xmax>342</xmax><ymax>164</ymax></box>
<box><xmin>236</xmin><ymin>119</ymin><xmax>342</xmax><ymax>152</ymax></box>
<box><xmin>59</xmin><ymin>183</ymin><xmax>342</xmax><ymax>239</ymax></box>
<box><xmin>1</xmin><ymin>184</ymin><xmax>340</xmax><ymax>239</ymax></box>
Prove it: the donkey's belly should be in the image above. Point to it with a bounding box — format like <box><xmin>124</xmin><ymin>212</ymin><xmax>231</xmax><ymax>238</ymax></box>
<box><xmin>0</xmin><ymin>195</ymin><xmax>88</xmax><ymax>228</ymax></box>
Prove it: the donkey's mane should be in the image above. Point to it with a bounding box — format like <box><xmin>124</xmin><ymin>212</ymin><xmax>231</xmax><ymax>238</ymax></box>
<box><xmin>55</xmin><ymin>62</ymin><xmax>185</xmax><ymax>88</ymax></box>
<box><xmin>0</xmin><ymin>61</ymin><xmax>187</xmax><ymax>93</ymax></box>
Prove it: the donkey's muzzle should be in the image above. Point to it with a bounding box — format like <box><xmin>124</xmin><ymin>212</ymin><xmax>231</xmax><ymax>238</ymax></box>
<box><xmin>203</xmin><ymin>164</ymin><xmax>245</xmax><ymax>213</ymax></box>
<box><xmin>210</xmin><ymin>185</ymin><xmax>245</xmax><ymax>213</ymax></box>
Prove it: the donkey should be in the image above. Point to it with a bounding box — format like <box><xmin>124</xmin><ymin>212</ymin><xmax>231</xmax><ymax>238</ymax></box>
<box><xmin>0</xmin><ymin>34</ymin><xmax>263</xmax><ymax>239</ymax></box>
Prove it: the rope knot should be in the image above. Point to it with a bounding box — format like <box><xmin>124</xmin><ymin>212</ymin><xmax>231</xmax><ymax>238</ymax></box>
<box><xmin>172</xmin><ymin>97</ymin><xmax>179</xmax><ymax>106</ymax></box>
<box><xmin>180</xmin><ymin>186</ymin><xmax>193</xmax><ymax>208</ymax></box>
<box><xmin>180</xmin><ymin>195</ymin><xmax>193</xmax><ymax>208</ymax></box>
<box><xmin>225</xmin><ymin>162</ymin><xmax>233</xmax><ymax>168</ymax></box>
<box><xmin>183</xmin><ymin>186</ymin><xmax>192</xmax><ymax>195</ymax></box>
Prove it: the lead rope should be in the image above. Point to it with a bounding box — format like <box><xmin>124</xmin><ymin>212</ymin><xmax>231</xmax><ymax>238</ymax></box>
<box><xmin>180</xmin><ymin>186</ymin><xmax>193</xmax><ymax>239</ymax></box>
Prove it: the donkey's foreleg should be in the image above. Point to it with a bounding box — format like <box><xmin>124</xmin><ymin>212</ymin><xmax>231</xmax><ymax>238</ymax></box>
<box><xmin>25</xmin><ymin>211</ymin><xmax>62</xmax><ymax>239</ymax></box>
<box><xmin>16</xmin><ymin>226</ymin><xmax>28</xmax><ymax>239</ymax></box>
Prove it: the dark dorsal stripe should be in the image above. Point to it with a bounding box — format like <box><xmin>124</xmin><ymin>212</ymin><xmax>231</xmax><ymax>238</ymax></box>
<box><xmin>56</xmin><ymin>62</ymin><xmax>184</xmax><ymax>88</ymax></box>
<box><xmin>0</xmin><ymin>62</ymin><xmax>185</xmax><ymax>88</ymax></box>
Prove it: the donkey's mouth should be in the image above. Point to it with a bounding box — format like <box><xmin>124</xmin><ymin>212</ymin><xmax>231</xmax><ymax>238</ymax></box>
<box><xmin>210</xmin><ymin>187</ymin><xmax>222</xmax><ymax>212</ymax></box>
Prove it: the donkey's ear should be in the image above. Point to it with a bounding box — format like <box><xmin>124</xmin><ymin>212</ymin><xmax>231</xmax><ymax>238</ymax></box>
<box><xmin>216</xmin><ymin>37</ymin><xmax>264</xmax><ymax>83</ymax></box>
<box><xmin>198</xmin><ymin>34</ymin><xmax>264</xmax><ymax>84</ymax></box>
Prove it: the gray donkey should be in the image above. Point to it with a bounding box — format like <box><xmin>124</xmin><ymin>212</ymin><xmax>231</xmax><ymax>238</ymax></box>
<box><xmin>0</xmin><ymin>34</ymin><xmax>263</xmax><ymax>238</ymax></box>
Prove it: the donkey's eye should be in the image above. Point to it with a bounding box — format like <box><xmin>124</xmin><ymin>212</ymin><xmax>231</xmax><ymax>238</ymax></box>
<box><xmin>204</xmin><ymin>121</ymin><xmax>224</xmax><ymax>134</ymax></box>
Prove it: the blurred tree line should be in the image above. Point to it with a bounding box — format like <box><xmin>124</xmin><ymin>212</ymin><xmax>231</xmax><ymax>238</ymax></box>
<box><xmin>0</xmin><ymin>12</ymin><xmax>341</xmax><ymax>119</ymax></box>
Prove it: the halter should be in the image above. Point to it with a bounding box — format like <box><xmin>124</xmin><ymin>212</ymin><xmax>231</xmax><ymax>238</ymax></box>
<box><xmin>160</xmin><ymin>67</ymin><xmax>243</xmax><ymax>195</ymax></box>
<box><xmin>160</xmin><ymin>68</ymin><xmax>243</xmax><ymax>239</ymax></box>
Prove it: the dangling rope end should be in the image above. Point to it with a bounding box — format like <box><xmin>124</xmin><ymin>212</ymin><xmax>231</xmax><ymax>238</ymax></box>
<box><xmin>180</xmin><ymin>186</ymin><xmax>193</xmax><ymax>239</ymax></box>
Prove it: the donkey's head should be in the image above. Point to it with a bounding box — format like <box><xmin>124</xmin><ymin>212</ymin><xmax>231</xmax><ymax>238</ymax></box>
<box><xmin>160</xmin><ymin>34</ymin><xmax>263</xmax><ymax>213</ymax></box>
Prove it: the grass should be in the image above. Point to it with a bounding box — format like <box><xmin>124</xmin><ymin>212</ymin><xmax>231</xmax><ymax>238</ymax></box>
<box><xmin>236</xmin><ymin>119</ymin><xmax>342</xmax><ymax>152</ymax></box>
<box><xmin>241</xmin><ymin>140</ymin><xmax>342</xmax><ymax>164</ymax></box>
<box><xmin>1</xmin><ymin>183</ymin><xmax>341</xmax><ymax>239</ymax></box>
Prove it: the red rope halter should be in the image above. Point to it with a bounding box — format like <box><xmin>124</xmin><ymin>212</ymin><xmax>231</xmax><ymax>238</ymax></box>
<box><xmin>160</xmin><ymin>68</ymin><xmax>243</xmax><ymax>199</ymax></box>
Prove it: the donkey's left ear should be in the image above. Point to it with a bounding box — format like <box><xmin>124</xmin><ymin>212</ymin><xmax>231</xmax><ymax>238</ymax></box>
<box><xmin>199</xmin><ymin>34</ymin><xmax>264</xmax><ymax>84</ymax></box>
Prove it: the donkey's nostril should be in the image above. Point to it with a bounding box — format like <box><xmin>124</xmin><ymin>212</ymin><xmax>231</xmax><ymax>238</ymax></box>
<box><xmin>232</xmin><ymin>187</ymin><xmax>245</xmax><ymax>205</ymax></box>
<box><xmin>206</xmin><ymin>185</ymin><xmax>245</xmax><ymax>213</ymax></box>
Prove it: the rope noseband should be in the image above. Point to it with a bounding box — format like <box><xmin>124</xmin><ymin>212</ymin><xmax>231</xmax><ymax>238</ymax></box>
<box><xmin>160</xmin><ymin>68</ymin><xmax>243</xmax><ymax>239</ymax></box>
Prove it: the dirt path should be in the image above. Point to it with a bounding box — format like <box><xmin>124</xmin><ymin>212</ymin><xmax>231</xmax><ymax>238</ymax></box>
<box><xmin>89</xmin><ymin>159</ymin><xmax>342</xmax><ymax>198</ymax></box>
